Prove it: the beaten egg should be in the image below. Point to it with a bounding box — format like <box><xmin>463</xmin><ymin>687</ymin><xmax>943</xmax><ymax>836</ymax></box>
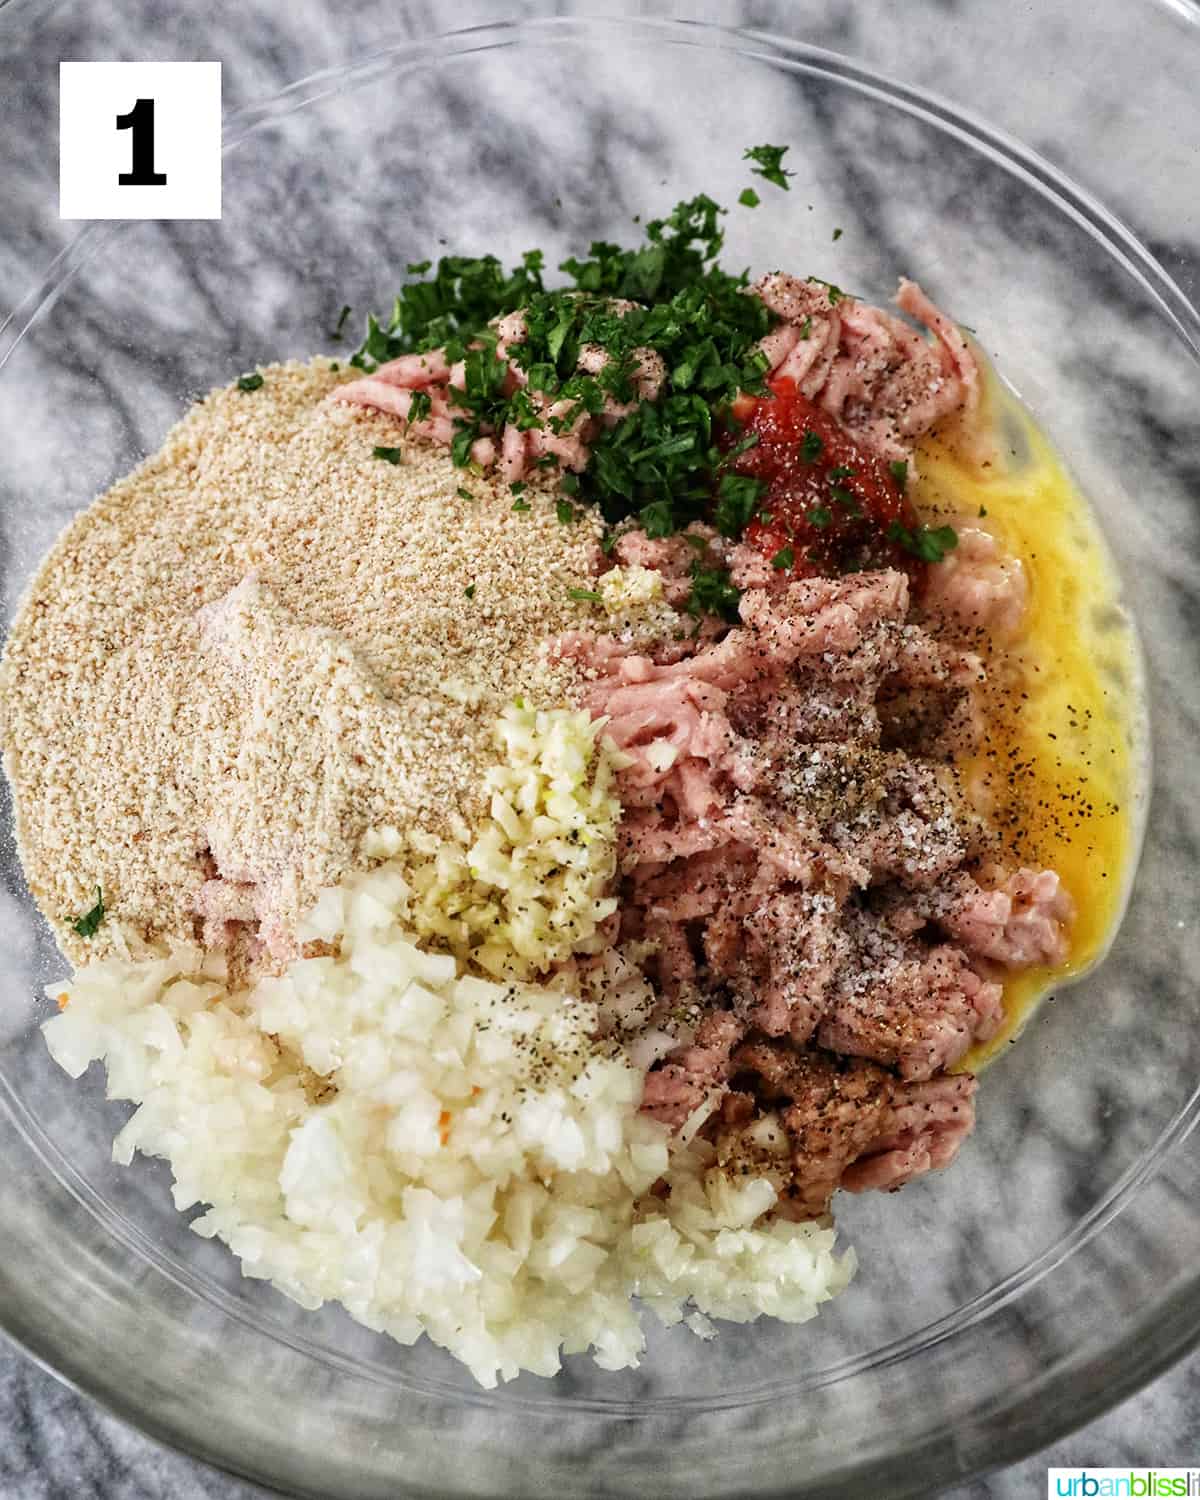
<box><xmin>915</xmin><ymin>376</ymin><xmax>1145</xmax><ymax>1070</ymax></box>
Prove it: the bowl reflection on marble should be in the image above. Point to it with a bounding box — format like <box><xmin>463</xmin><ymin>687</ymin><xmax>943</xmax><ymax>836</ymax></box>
<box><xmin>1</xmin><ymin>15</ymin><xmax>1198</xmax><ymax>1500</ymax></box>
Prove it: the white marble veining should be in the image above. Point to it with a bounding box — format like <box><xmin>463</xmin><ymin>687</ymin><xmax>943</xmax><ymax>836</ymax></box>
<box><xmin>1</xmin><ymin>1</ymin><xmax>1199</xmax><ymax>1497</ymax></box>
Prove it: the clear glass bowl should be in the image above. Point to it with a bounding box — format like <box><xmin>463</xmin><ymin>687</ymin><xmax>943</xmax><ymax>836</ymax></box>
<box><xmin>2</xmin><ymin>13</ymin><xmax>1199</xmax><ymax>1498</ymax></box>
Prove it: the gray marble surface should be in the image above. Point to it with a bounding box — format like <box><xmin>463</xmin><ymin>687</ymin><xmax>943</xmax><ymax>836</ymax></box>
<box><xmin>1</xmin><ymin>0</ymin><xmax>1199</xmax><ymax>1496</ymax></box>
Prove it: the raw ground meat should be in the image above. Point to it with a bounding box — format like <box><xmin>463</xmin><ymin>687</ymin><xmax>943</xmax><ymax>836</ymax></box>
<box><xmin>567</xmin><ymin>541</ymin><xmax>1070</xmax><ymax>1217</ymax></box>
<box><xmin>752</xmin><ymin>274</ymin><xmax>985</xmax><ymax>466</ymax></box>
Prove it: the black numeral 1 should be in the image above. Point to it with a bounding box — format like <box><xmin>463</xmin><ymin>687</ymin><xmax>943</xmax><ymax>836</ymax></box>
<box><xmin>116</xmin><ymin>98</ymin><xmax>167</xmax><ymax>186</ymax></box>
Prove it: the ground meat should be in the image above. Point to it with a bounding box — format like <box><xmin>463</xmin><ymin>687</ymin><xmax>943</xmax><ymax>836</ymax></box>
<box><xmin>840</xmin><ymin>1072</ymin><xmax>977</xmax><ymax>1197</ymax></box>
<box><xmin>712</xmin><ymin>1038</ymin><xmax>979</xmax><ymax>1216</ymax></box>
<box><xmin>723</xmin><ymin>1042</ymin><xmax>897</xmax><ymax>1218</ymax></box>
<box><xmin>573</xmin><ymin>542</ymin><xmax>1066</xmax><ymax>1217</ymax></box>
<box><xmin>639</xmin><ymin>1010</ymin><xmax>745</xmax><ymax>1129</ymax></box>
<box><xmin>816</xmin><ymin>933</ymin><xmax>1004</xmax><ymax>1081</ymax></box>
<box><xmin>922</xmin><ymin>527</ymin><xmax>1028</xmax><ymax>642</ymax></box>
<box><xmin>751</xmin><ymin>275</ymin><xmax>985</xmax><ymax>466</ymax></box>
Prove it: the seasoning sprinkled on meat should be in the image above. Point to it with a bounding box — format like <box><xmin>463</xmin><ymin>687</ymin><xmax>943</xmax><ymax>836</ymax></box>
<box><xmin>570</xmin><ymin>528</ymin><xmax>1066</xmax><ymax>1214</ymax></box>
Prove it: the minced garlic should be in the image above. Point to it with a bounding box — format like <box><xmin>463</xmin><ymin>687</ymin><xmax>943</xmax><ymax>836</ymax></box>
<box><xmin>364</xmin><ymin>703</ymin><xmax>627</xmax><ymax>980</ymax></box>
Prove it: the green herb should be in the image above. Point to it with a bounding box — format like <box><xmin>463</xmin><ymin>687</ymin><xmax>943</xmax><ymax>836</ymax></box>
<box><xmin>511</xmin><ymin>497</ymin><xmax>531</xmax><ymax>512</ymax></box>
<box><xmin>771</xmin><ymin>546</ymin><xmax>795</xmax><ymax>570</ymax></box>
<box><xmin>713</xmin><ymin>472</ymin><xmax>765</xmax><ymax>537</ymax></box>
<box><xmin>722</xmin><ymin>431</ymin><xmax>760</xmax><ymax>463</ymax></box>
<box><xmin>450</xmin><ymin>424</ymin><xmax>478</xmax><ymax>467</ymax></box>
<box><xmin>978</xmin><ymin>504</ymin><xmax>987</xmax><ymax>517</ymax></box>
<box><xmin>684</xmin><ymin>533</ymin><xmax>710</xmax><ymax>553</ymax></box>
<box><xmin>330</xmin><ymin>304</ymin><xmax>352</xmax><ymax>341</ymax></box>
<box><xmin>72</xmin><ymin>887</ymin><xmax>105</xmax><ymax>940</ymax></box>
<box><xmin>407</xmin><ymin>390</ymin><xmax>433</xmax><ymax>424</ymax></box>
<box><xmin>832</xmin><ymin>227</ymin><xmax>843</xmax><ymax>241</ymax></box>
<box><xmin>351</xmin><ymin>250</ymin><xmax>546</xmax><ymax>372</ymax></box>
<box><xmin>829</xmin><ymin>465</ymin><xmax>855</xmax><ymax>480</ymax></box>
<box><xmin>738</xmin><ymin>187</ymin><xmax>761</xmax><ymax>208</ymax></box>
<box><xmin>808</xmin><ymin>277</ymin><xmax>844</xmax><ymax>306</ymax></box>
<box><xmin>807</xmin><ymin>506</ymin><xmax>832</xmax><ymax>529</ymax></box>
<box><xmin>372</xmin><ymin>446</ymin><xmax>403</xmax><ymax>465</ymax></box>
<box><xmin>330</xmin><ymin>362</ymin><xmax>340</xmax><ymax>371</ymax></box>
<box><xmin>457</xmin><ymin>486</ymin><xmax>474</xmax><ymax>501</ymax></box>
<box><xmin>743</xmin><ymin>144</ymin><xmax>794</xmax><ymax>191</ymax></box>
<box><xmin>801</xmin><ymin>429</ymin><xmax>824</xmax><ymax>464</ymax></box>
<box><xmin>686</xmin><ymin>561</ymin><xmax>742</xmax><ymax>621</ymax></box>
<box><xmin>509</xmin><ymin>480</ymin><xmax>527</xmax><ymax>496</ymax></box>
<box><xmin>352</xmin><ymin>176</ymin><xmax>777</xmax><ymax>535</ymax></box>
<box><xmin>464</xmin><ymin>584</ymin><xmax>476</xmax><ymax>599</ymax></box>
<box><xmin>568</xmin><ymin>587</ymin><xmax>603</xmax><ymax>604</ymax></box>
<box><xmin>799</xmin><ymin>315</ymin><xmax>812</xmax><ymax>338</ymax></box>
<box><xmin>236</xmin><ymin>372</ymin><xmax>264</xmax><ymax>392</ymax></box>
<box><xmin>887</xmin><ymin>521</ymin><xmax>959</xmax><ymax>563</ymax></box>
<box><xmin>638</xmin><ymin>499</ymin><xmax>677</xmax><ymax>538</ymax></box>
<box><xmin>556</xmin><ymin>500</ymin><xmax>577</xmax><ymax>524</ymax></box>
<box><xmin>600</xmin><ymin>531</ymin><xmax>618</xmax><ymax>554</ymax></box>
<box><xmin>888</xmin><ymin>459</ymin><xmax>909</xmax><ymax>489</ymax></box>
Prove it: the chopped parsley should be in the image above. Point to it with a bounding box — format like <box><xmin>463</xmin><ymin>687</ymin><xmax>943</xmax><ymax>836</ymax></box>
<box><xmin>330</xmin><ymin>304</ymin><xmax>352</xmax><ymax>341</ymax></box>
<box><xmin>449</xmin><ymin>425</ymin><xmax>477</xmax><ymax>467</ymax></box>
<box><xmin>236</xmin><ymin>372</ymin><xmax>264</xmax><ymax>392</ymax></box>
<box><xmin>509</xmin><ymin>480</ymin><xmax>527</xmax><ymax>496</ymax></box>
<box><xmin>72</xmin><ymin>887</ymin><xmax>105</xmax><ymax>940</ymax></box>
<box><xmin>638</xmin><ymin>498</ymin><xmax>677</xmax><ymax>539</ymax></box>
<box><xmin>351</xmin><ymin>177</ymin><xmax>778</xmax><ymax>526</ymax></box>
<box><xmin>457</xmin><ymin>486</ymin><xmax>474</xmax><ymax>501</ymax></box>
<box><xmin>887</xmin><ymin>521</ymin><xmax>959</xmax><ymax>563</ymax></box>
<box><xmin>832</xmin><ymin>227</ymin><xmax>843</xmax><ymax>241</ymax></box>
<box><xmin>808</xmin><ymin>277</ymin><xmax>844</xmax><ymax>306</ymax></box>
<box><xmin>713</xmin><ymin>473</ymin><xmax>766</xmax><ymax>537</ymax></box>
<box><xmin>743</xmin><ymin>144</ymin><xmax>794</xmax><ymax>191</ymax></box>
<box><xmin>372</xmin><ymin>446</ymin><xmax>404</xmax><ymax>465</ymax></box>
<box><xmin>463</xmin><ymin>583</ymin><xmax>476</xmax><ymax>599</ymax></box>
<box><xmin>888</xmin><ymin>459</ymin><xmax>909</xmax><ymax>489</ymax></box>
<box><xmin>347</xmin><ymin>149</ymin><xmax>928</xmax><ymax>561</ymax></box>
<box><xmin>686</xmin><ymin>562</ymin><xmax>742</xmax><ymax>621</ymax></box>
<box><xmin>511</xmin><ymin>497</ymin><xmax>531</xmax><ymax>512</ymax></box>
<box><xmin>770</xmin><ymin>546</ymin><xmax>795</xmax><ymax>570</ymax></box>
<box><xmin>807</xmin><ymin>506</ymin><xmax>832</xmax><ymax>530</ymax></box>
<box><xmin>568</xmin><ymin>587</ymin><xmax>603</xmax><ymax>604</ymax></box>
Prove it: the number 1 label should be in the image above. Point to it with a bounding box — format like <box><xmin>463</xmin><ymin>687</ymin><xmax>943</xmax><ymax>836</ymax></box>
<box><xmin>60</xmin><ymin>62</ymin><xmax>221</xmax><ymax>220</ymax></box>
<box><xmin>116</xmin><ymin>98</ymin><xmax>167</xmax><ymax>187</ymax></box>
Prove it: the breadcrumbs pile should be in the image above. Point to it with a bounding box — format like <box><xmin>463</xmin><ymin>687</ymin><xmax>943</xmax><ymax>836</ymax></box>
<box><xmin>0</xmin><ymin>360</ymin><xmax>603</xmax><ymax>961</ymax></box>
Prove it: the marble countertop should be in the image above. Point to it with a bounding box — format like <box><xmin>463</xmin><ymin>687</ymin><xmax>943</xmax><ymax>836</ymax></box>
<box><xmin>2</xmin><ymin>0</ymin><xmax>1199</xmax><ymax>1495</ymax></box>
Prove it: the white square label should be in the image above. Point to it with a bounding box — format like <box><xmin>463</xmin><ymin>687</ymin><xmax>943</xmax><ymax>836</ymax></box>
<box><xmin>60</xmin><ymin>61</ymin><xmax>221</xmax><ymax>220</ymax></box>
